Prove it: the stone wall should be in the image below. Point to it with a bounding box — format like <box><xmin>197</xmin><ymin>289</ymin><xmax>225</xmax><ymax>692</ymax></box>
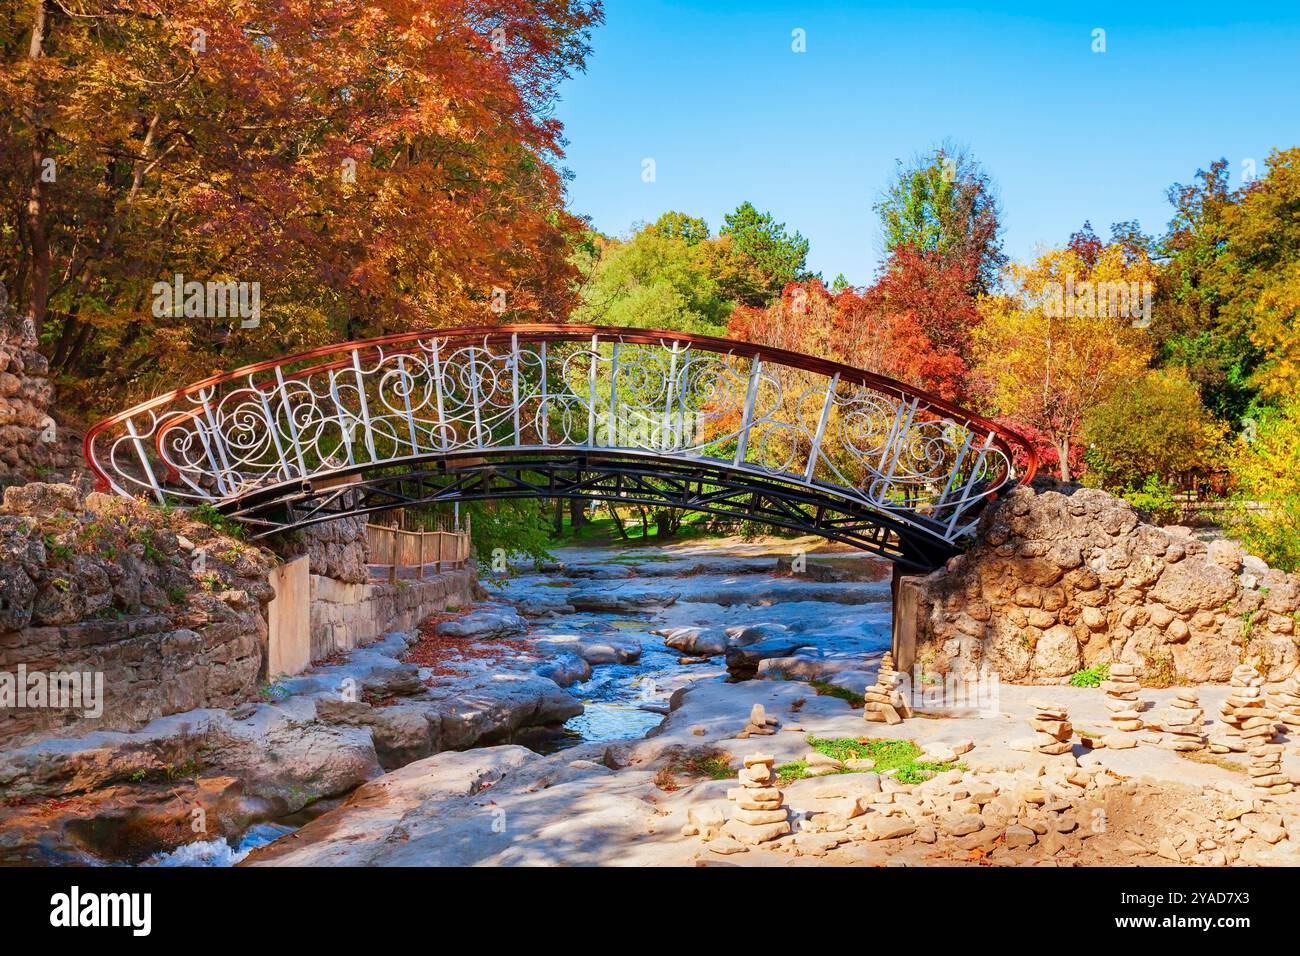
<box><xmin>277</xmin><ymin>514</ymin><xmax>370</xmax><ymax>584</ymax></box>
<box><xmin>0</xmin><ymin>481</ymin><xmax>477</xmax><ymax>746</ymax></box>
<box><xmin>0</xmin><ymin>312</ymin><xmax>78</xmax><ymax>484</ymax></box>
<box><xmin>309</xmin><ymin>570</ymin><xmax>475</xmax><ymax>662</ymax></box>
<box><xmin>910</xmin><ymin>485</ymin><xmax>1300</xmax><ymax>684</ymax></box>
<box><xmin>0</xmin><ymin>484</ymin><xmax>277</xmax><ymax>747</ymax></box>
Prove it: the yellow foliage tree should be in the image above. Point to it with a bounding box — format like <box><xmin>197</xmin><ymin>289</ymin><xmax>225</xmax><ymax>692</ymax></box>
<box><xmin>972</xmin><ymin>244</ymin><xmax>1156</xmax><ymax>480</ymax></box>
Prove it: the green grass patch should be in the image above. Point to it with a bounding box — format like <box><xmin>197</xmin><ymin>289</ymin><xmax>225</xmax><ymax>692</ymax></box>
<box><xmin>777</xmin><ymin>737</ymin><xmax>960</xmax><ymax>786</ymax></box>
<box><xmin>1069</xmin><ymin>663</ymin><xmax>1110</xmax><ymax>688</ymax></box>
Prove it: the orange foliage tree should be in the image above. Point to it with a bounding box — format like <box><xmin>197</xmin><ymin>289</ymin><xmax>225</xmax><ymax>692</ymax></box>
<box><xmin>1</xmin><ymin>0</ymin><xmax>601</xmax><ymax>405</ymax></box>
<box><xmin>727</xmin><ymin>249</ymin><xmax>978</xmax><ymax>401</ymax></box>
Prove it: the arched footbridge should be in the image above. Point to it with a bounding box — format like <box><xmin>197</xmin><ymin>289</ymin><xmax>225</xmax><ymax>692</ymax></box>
<box><xmin>84</xmin><ymin>325</ymin><xmax>1037</xmax><ymax>571</ymax></box>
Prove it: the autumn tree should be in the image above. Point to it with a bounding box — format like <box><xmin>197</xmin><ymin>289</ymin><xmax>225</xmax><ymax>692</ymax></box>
<box><xmin>1081</xmin><ymin>367</ymin><xmax>1226</xmax><ymax>489</ymax></box>
<box><xmin>0</xmin><ymin>0</ymin><xmax>602</xmax><ymax>405</ymax></box>
<box><xmin>728</xmin><ymin>253</ymin><xmax>975</xmax><ymax>402</ymax></box>
<box><xmin>1227</xmin><ymin>401</ymin><xmax>1300</xmax><ymax>572</ymax></box>
<box><xmin>1209</xmin><ymin>148</ymin><xmax>1300</xmax><ymax>403</ymax></box>
<box><xmin>1153</xmin><ymin>159</ymin><xmax>1259</xmax><ymax>420</ymax></box>
<box><xmin>875</xmin><ymin>143</ymin><xmax>1005</xmax><ymax>295</ymax></box>
<box><xmin>971</xmin><ymin>244</ymin><xmax>1156</xmax><ymax>480</ymax></box>
<box><xmin>572</xmin><ymin>224</ymin><xmax>733</xmax><ymax>335</ymax></box>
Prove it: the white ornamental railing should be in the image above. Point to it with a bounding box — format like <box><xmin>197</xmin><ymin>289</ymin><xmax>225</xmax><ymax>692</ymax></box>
<box><xmin>85</xmin><ymin>324</ymin><xmax>1037</xmax><ymax>544</ymax></box>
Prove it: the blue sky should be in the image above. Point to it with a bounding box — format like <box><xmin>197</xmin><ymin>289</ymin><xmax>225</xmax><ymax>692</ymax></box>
<box><xmin>554</xmin><ymin>1</ymin><xmax>1300</xmax><ymax>284</ymax></box>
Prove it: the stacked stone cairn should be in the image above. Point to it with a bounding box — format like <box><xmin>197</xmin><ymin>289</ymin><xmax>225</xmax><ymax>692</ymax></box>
<box><xmin>1102</xmin><ymin>663</ymin><xmax>1144</xmax><ymax>732</ymax></box>
<box><xmin>863</xmin><ymin>652</ymin><xmax>911</xmax><ymax>724</ymax></box>
<box><xmin>722</xmin><ymin>754</ymin><xmax>790</xmax><ymax>845</ymax></box>
<box><xmin>1248</xmin><ymin>742</ymin><xmax>1292</xmax><ymax>797</ymax></box>
<box><xmin>737</xmin><ymin>703</ymin><xmax>779</xmax><ymax>738</ymax></box>
<box><xmin>1158</xmin><ymin>690</ymin><xmax>1206</xmax><ymax>751</ymax></box>
<box><xmin>1270</xmin><ymin>674</ymin><xmax>1300</xmax><ymax>736</ymax></box>
<box><xmin>1210</xmin><ymin>663</ymin><xmax>1274</xmax><ymax>754</ymax></box>
<box><xmin>1029</xmin><ymin>699</ymin><xmax>1073</xmax><ymax>755</ymax></box>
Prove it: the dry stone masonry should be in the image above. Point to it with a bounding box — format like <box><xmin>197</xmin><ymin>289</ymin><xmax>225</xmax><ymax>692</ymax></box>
<box><xmin>909</xmin><ymin>485</ymin><xmax>1300</xmax><ymax>685</ymax></box>
<box><xmin>0</xmin><ymin>311</ymin><xmax>78</xmax><ymax>484</ymax></box>
<box><xmin>0</xmin><ymin>483</ymin><xmax>276</xmax><ymax>745</ymax></box>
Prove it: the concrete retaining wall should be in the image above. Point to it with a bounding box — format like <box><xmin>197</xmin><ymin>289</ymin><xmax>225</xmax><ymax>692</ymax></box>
<box><xmin>308</xmin><ymin>568</ymin><xmax>476</xmax><ymax>663</ymax></box>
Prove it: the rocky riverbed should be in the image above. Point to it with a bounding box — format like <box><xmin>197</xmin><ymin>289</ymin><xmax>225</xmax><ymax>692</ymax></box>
<box><xmin>8</xmin><ymin>531</ymin><xmax>1299</xmax><ymax>867</ymax></box>
<box><xmin>241</xmin><ymin>537</ymin><xmax>1300</xmax><ymax>868</ymax></box>
<box><xmin>0</xmin><ymin>534</ymin><xmax>891</xmax><ymax>864</ymax></box>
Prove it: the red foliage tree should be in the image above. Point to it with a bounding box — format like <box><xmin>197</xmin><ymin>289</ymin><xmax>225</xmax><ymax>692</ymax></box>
<box><xmin>727</xmin><ymin>248</ymin><xmax>979</xmax><ymax>402</ymax></box>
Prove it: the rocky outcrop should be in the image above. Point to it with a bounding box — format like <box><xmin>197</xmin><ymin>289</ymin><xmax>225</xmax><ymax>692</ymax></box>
<box><xmin>0</xmin><ymin>483</ymin><xmax>277</xmax><ymax>745</ymax></box>
<box><xmin>910</xmin><ymin>485</ymin><xmax>1300</xmax><ymax>684</ymax></box>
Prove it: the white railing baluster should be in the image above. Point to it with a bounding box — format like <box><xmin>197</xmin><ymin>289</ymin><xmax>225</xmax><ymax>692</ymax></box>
<box><xmin>608</xmin><ymin>340</ymin><xmax>620</xmax><ymax>447</ymax></box>
<box><xmin>350</xmin><ymin>349</ymin><xmax>377</xmax><ymax>461</ymax></box>
<box><xmin>661</xmin><ymin>341</ymin><xmax>680</xmax><ymax>451</ymax></box>
<box><xmin>587</xmin><ymin>333</ymin><xmax>599</xmax><ymax>446</ymax></box>
<box><xmin>733</xmin><ymin>355</ymin><xmax>762</xmax><ymax>467</ymax></box>
<box><xmin>539</xmin><ymin>339</ymin><xmax>549</xmax><ymax>446</ymax></box>
<box><xmin>510</xmin><ymin>333</ymin><xmax>522</xmax><ymax>447</ymax></box>
<box><xmin>125</xmin><ymin>416</ymin><xmax>165</xmax><ymax>504</ymax></box>
<box><xmin>274</xmin><ymin>365</ymin><xmax>308</xmax><ymax>477</ymax></box>
<box><xmin>804</xmin><ymin>372</ymin><xmax>839</xmax><ymax>482</ymax></box>
<box><xmin>431</xmin><ymin>338</ymin><xmax>448</xmax><ymax>451</ymax></box>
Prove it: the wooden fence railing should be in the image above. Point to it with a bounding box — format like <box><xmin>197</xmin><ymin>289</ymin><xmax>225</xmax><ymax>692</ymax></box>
<box><xmin>365</xmin><ymin>522</ymin><xmax>472</xmax><ymax>580</ymax></box>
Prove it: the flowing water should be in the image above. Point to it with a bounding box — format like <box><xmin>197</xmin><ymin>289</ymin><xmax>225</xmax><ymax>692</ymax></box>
<box><xmin>492</xmin><ymin>541</ymin><xmax>894</xmax><ymax>749</ymax></box>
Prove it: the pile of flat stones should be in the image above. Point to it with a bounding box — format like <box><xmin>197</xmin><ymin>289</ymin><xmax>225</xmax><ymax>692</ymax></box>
<box><xmin>1103</xmin><ymin>663</ymin><xmax>1144</xmax><ymax>733</ymax></box>
<box><xmin>863</xmin><ymin>652</ymin><xmax>910</xmax><ymax>725</ymax></box>
<box><xmin>1029</xmin><ymin>700</ymin><xmax>1073</xmax><ymax>755</ymax></box>
<box><xmin>737</xmin><ymin>703</ymin><xmax>779</xmax><ymax>739</ymax></box>
<box><xmin>1271</xmin><ymin>676</ymin><xmax>1300</xmax><ymax>736</ymax></box>
<box><xmin>1210</xmin><ymin>663</ymin><xmax>1274</xmax><ymax>754</ymax></box>
<box><xmin>1158</xmin><ymin>690</ymin><xmax>1207</xmax><ymax>751</ymax></box>
<box><xmin>1249</xmin><ymin>742</ymin><xmax>1292</xmax><ymax>797</ymax></box>
<box><xmin>721</xmin><ymin>754</ymin><xmax>791</xmax><ymax>846</ymax></box>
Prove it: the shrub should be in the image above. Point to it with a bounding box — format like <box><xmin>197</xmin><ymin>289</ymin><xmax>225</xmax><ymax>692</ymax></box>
<box><xmin>1069</xmin><ymin>663</ymin><xmax>1110</xmax><ymax>688</ymax></box>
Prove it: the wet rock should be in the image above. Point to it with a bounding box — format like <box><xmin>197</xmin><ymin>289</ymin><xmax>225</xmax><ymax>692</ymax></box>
<box><xmin>658</xmin><ymin>625</ymin><xmax>729</xmax><ymax>657</ymax></box>
<box><xmin>568</xmin><ymin>585</ymin><xmax>679</xmax><ymax>613</ymax></box>
<box><xmin>435</xmin><ymin>606</ymin><xmax>527</xmax><ymax>640</ymax></box>
<box><xmin>535</xmin><ymin>653</ymin><xmax>592</xmax><ymax>688</ymax></box>
<box><xmin>725</xmin><ymin>636</ymin><xmax>813</xmax><ymax>679</ymax></box>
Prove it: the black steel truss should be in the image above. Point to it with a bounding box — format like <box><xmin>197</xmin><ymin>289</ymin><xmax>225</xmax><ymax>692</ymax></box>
<box><xmin>223</xmin><ymin>453</ymin><xmax>963</xmax><ymax>572</ymax></box>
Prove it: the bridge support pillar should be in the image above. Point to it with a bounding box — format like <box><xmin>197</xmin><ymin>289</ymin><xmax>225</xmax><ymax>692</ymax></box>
<box><xmin>890</xmin><ymin>564</ymin><xmax>921</xmax><ymax>676</ymax></box>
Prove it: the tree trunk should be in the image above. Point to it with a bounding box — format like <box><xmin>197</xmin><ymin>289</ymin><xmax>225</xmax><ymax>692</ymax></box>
<box><xmin>552</xmin><ymin>497</ymin><xmax>564</xmax><ymax>536</ymax></box>
<box><xmin>1057</xmin><ymin>439</ymin><xmax>1071</xmax><ymax>482</ymax></box>
<box><xmin>22</xmin><ymin>1</ymin><xmax>53</xmax><ymax>344</ymax></box>
<box><xmin>568</xmin><ymin>497</ymin><xmax>586</xmax><ymax>531</ymax></box>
